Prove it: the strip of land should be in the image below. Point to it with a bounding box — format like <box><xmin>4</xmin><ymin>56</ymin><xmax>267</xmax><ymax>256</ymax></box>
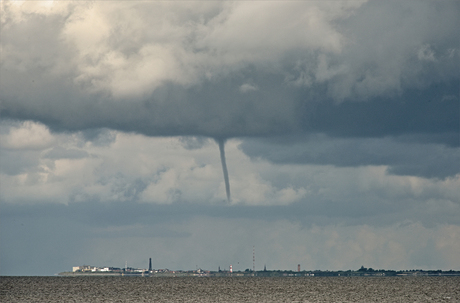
<box><xmin>59</xmin><ymin>266</ymin><xmax>460</xmax><ymax>277</ymax></box>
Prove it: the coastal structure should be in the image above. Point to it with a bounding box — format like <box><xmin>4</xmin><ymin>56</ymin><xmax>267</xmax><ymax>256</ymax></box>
<box><xmin>59</xmin><ymin>260</ymin><xmax>460</xmax><ymax>277</ymax></box>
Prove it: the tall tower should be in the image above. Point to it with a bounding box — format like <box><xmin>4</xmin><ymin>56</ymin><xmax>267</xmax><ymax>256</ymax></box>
<box><xmin>149</xmin><ymin>258</ymin><xmax>152</xmax><ymax>271</ymax></box>
<box><xmin>298</xmin><ymin>264</ymin><xmax>301</xmax><ymax>272</ymax></box>
<box><xmin>253</xmin><ymin>246</ymin><xmax>255</xmax><ymax>272</ymax></box>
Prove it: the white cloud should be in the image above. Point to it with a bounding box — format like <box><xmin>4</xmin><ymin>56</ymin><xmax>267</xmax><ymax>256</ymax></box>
<box><xmin>0</xmin><ymin>125</ymin><xmax>309</xmax><ymax>205</ymax></box>
<box><xmin>417</xmin><ymin>44</ymin><xmax>436</xmax><ymax>61</ymax></box>
<box><xmin>239</xmin><ymin>83</ymin><xmax>258</xmax><ymax>93</ymax></box>
<box><xmin>1</xmin><ymin>122</ymin><xmax>458</xmax><ymax>215</ymax></box>
<box><xmin>0</xmin><ymin>121</ymin><xmax>55</xmax><ymax>150</ymax></box>
<box><xmin>2</xmin><ymin>1</ymin><xmax>368</xmax><ymax>99</ymax></box>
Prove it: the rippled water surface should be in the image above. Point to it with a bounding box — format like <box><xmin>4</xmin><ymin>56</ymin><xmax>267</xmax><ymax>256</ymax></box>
<box><xmin>1</xmin><ymin>276</ymin><xmax>459</xmax><ymax>302</ymax></box>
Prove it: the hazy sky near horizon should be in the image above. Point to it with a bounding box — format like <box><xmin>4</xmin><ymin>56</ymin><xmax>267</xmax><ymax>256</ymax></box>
<box><xmin>1</xmin><ymin>0</ymin><xmax>459</xmax><ymax>276</ymax></box>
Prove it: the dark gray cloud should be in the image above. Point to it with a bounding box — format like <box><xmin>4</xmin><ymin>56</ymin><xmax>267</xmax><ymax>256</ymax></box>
<box><xmin>240</xmin><ymin>134</ymin><xmax>460</xmax><ymax>179</ymax></box>
<box><xmin>0</xmin><ymin>71</ymin><xmax>301</xmax><ymax>138</ymax></box>
<box><xmin>80</xmin><ymin>129</ymin><xmax>117</xmax><ymax>147</ymax></box>
<box><xmin>300</xmin><ymin>82</ymin><xmax>459</xmax><ymax>145</ymax></box>
<box><xmin>179</xmin><ymin>136</ymin><xmax>211</xmax><ymax>150</ymax></box>
<box><xmin>1</xmin><ymin>1</ymin><xmax>458</xmax><ymax>142</ymax></box>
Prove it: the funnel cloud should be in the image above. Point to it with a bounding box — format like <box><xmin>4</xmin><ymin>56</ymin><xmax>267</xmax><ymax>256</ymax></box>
<box><xmin>217</xmin><ymin>138</ymin><xmax>231</xmax><ymax>202</ymax></box>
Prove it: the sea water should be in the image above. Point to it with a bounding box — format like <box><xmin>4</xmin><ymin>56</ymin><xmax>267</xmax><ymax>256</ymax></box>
<box><xmin>1</xmin><ymin>276</ymin><xmax>459</xmax><ymax>302</ymax></box>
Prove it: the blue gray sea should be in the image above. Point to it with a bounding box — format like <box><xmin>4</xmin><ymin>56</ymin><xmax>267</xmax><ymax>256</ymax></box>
<box><xmin>1</xmin><ymin>276</ymin><xmax>459</xmax><ymax>302</ymax></box>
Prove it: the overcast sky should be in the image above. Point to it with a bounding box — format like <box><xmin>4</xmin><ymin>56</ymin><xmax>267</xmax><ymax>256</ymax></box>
<box><xmin>0</xmin><ymin>0</ymin><xmax>459</xmax><ymax>276</ymax></box>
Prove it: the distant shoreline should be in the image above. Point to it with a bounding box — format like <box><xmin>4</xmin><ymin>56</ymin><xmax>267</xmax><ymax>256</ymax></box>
<box><xmin>57</xmin><ymin>269</ymin><xmax>460</xmax><ymax>277</ymax></box>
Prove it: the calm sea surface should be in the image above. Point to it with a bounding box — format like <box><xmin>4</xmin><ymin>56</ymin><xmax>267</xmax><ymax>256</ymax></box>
<box><xmin>1</xmin><ymin>276</ymin><xmax>459</xmax><ymax>302</ymax></box>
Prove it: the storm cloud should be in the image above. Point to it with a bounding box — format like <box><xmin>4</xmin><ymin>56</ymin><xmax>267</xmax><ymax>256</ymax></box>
<box><xmin>1</xmin><ymin>0</ymin><xmax>458</xmax><ymax>140</ymax></box>
<box><xmin>0</xmin><ymin>0</ymin><xmax>459</xmax><ymax>276</ymax></box>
